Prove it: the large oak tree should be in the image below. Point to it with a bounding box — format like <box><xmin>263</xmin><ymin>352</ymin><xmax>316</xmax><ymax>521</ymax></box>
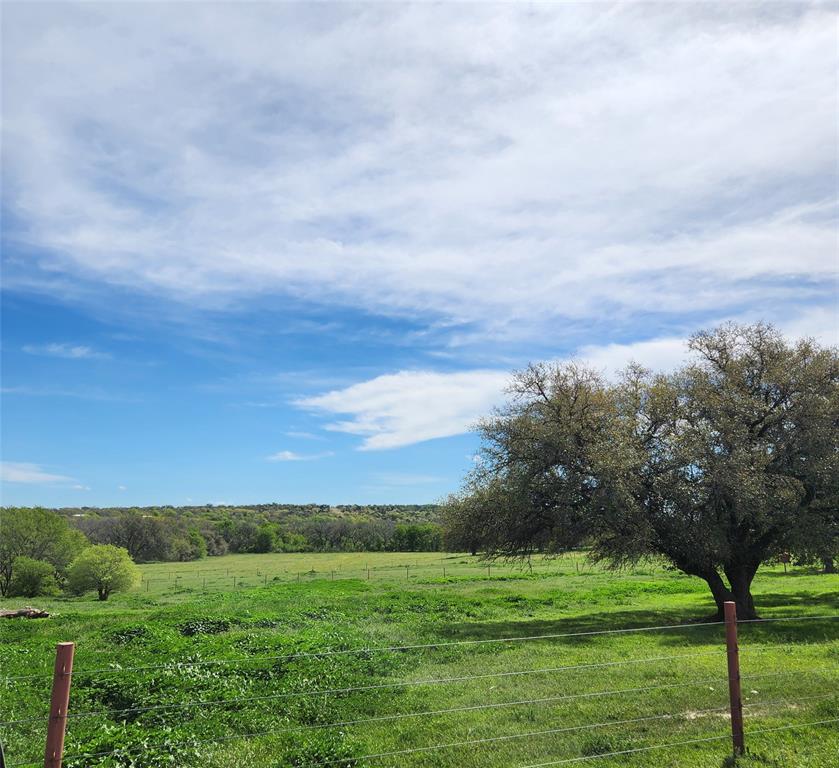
<box><xmin>444</xmin><ymin>323</ymin><xmax>838</xmax><ymax>619</ymax></box>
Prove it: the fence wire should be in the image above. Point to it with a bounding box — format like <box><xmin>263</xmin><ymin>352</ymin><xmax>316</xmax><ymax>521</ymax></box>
<box><xmin>3</xmin><ymin>613</ymin><xmax>836</xmax><ymax>684</ymax></box>
<box><xmin>1</xmin><ymin>613</ymin><xmax>835</xmax><ymax>767</ymax></box>
<box><xmin>521</xmin><ymin>718</ymin><xmax>839</xmax><ymax>767</ymax></box>
<box><xmin>21</xmin><ymin>695</ymin><xmax>835</xmax><ymax>768</ymax></box>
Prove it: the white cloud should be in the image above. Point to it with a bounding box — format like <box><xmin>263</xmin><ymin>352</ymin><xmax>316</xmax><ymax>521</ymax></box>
<box><xmin>297</xmin><ymin>370</ymin><xmax>510</xmax><ymax>450</ymax></box>
<box><xmin>576</xmin><ymin>337</ymin><xmax>689</xmax><ymax>377</ymax></box>
<box><xmin>1</xmin><ymin>3</ymin><xmax>835</xmax><ymax>341</ymax></box>
<box><xmin>22</xmin><ymin>343</ymin><xmax>108</xmax><ymax>359</ymax></box>
<box><xmin>117</xmin><ymin>484</ymin><xmax>127</xmax><ymax>491</ymax></box>
<box><xmin>266</xmin><ymin>450</ymin><xmax>334</xmax><ymax>462</ymax></box>
<box><xmin>576</xmin><ymin>307</ymin><xmax>838</xmax><ymax>377</ymax></box>
<box><xmin>298</xmin><ymin>311</ymin><xmax>837</xmax><ymax>449</ymax></box>
<box><xmin>285</xmin><ymin>431</ymin><xmax>324</xmax><ymax>441</ymax></box>
<box><xmin>0</xmin><ymin>385</ymin><xmax>133</xmax><ymax>401</ymax></box>
<box><xmin>779</xmin><ymin>305</ymin><xmax>838</xmax><ymax>346</ymax></box>
<box><xmin>1</xmin><ymin>461</ymin><xmax>76</xmax><ymax>485</ymax></box>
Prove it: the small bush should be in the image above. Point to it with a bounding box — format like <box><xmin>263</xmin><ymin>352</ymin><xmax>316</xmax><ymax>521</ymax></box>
<box><xmin>8</xmin><ymin>557</ymin><xmax>59</xmax><ymax>597</ymax></box>
<box><xmin>109</xmin><ymin>625</ymin><xmax>151</xmax><ymax>645</ymax></box>
<box><xmin>63</xmin><ymin>722</ymin><xmax>200</xmax><ymax>768</ymax></box>
<box><xmin>179</xmin><ymin>617</ymin><xmax>234</xmax><ymax>636</ymax></box>
<box><xmin>580</xmin><ymin>734</ymin><xmax>632</xmax><ymax>757</ymax></box>
<box><xmin>278</xmin><ymin>732</ymin><xmax>359</xmax><ymax>767</ymax></box>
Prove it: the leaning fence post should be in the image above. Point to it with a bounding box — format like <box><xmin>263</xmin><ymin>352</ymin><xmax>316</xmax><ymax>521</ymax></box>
<box><xmin>44</xmin><ymin>642</ymin><xmax>74</xmax><ymax>768</ymax></box>
<box><xmin>724</xmin><ymin>601</ymin><xmax>745</xmax><ymax>756</ymax></box>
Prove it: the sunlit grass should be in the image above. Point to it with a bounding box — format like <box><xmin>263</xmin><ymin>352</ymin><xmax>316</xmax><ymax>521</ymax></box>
<box><xmin>1</xmin><ymin>553</ymin><xmax>836</xmax><ymax>767</ymax></box>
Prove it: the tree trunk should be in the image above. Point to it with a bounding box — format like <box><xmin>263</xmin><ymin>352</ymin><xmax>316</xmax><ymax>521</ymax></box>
<box><xmin>823</xmin><ymin>557</ymin><xmax>836</xmax><ymax>574</ymax></box>
<box><xmin>703</xmin><ymin>568</ymin><xmax>759</xmax><ymax>621</ymax></box>
<box><xmin>97</xmin><ymin>587</ymin><xmax>109</xmax><ymax>601</ymax></box>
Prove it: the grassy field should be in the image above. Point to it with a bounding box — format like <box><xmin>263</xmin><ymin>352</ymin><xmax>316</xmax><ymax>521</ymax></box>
<box><xmin>1</xmin><ymin>552</ymin><xmax>837</xmax><ymax>768</ymax></box>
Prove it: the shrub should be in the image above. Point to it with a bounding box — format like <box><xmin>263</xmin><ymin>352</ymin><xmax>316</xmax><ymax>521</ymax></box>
<box><xmin>178</xmin><ymin>617</ymin><xmax>234</xmax><ymax>636</ymax></box>
<box><xmin>8</xmin><ymin>557</ymin><xmax>59</xmax><ymax>597</ymax></box>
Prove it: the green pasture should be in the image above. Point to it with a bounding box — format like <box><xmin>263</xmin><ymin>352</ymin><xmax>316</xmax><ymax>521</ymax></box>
<box><xmin>136</xmin><ymin>551</ymin><xmax>613</xmax><ymax>599</ymax></box>
<box><xmin>1</xmin><ymin>552</ymin><xmax>837</xmax><ymax>768</ymax></box>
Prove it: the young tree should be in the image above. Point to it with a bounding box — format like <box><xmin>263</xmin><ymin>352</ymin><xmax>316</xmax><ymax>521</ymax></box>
<box><xmin>444</xmin><ymin>324</ymin><xmax>839</xmax><ymax>619</ymax></box>
<box><xmin>0</xmin><ymin>507</ymin><xmax>87</xmax><ymax>596</ymax></box>
<box><xmin>67</xmin><ymin>545</ymin><xmax>140</xmax><ymax>600</ymax></box>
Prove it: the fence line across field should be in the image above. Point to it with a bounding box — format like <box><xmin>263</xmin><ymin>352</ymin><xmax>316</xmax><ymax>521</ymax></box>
<box><xmin>136</xmin><ymin>557</ymin><xmax>613</xmax><ymax>585</ymax></box>
<box><xmin>521</xmin><ymin>718</ymin><xmax>839</xmax><ymax>768</ymax></box>
<box><xmin>68</xmin><ymin>645</ymin><xmax>727</xmax><ymax>681</ymax></box>
<box><xmin>3</xmin><ymin>612</ymin><xmax>837</xmax><ymax>684</ymax></box>
<box><xmin>9</xmin><ymin>704</ymin><xmax>838</xmax><ymax>768</ymax></box>
<box><xmin>64</xmin><ymin>662</ymin><xmax>747</xmax><ymax>722</ymax></box>
<box><xmin>298</xmin><ymin>713</ymin><xmax>839</xmax><ymax>768</ymax></box>
<box><xmin>3</xmin><ymin>665</ymin><xmax>833</xmax><ymax>730</ymax></box>
<box><xmin>45</xmin><ymin>692</ymin><xmax>836</xmax><ymax>767</ymax></box>
<box><xmin>2</xmin><ymin>605</ymin><xmax>836</xmax><ymax>767</ymax></box>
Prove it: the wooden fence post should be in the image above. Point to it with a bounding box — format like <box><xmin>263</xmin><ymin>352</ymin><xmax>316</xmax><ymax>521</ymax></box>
<box><xmin>44</xmin><ymin>642</ymin><xmax>74</xmax><ymax>768</ymax></box>
<box><xmin>724</xmin><ymin>601</ymin><xmax>745</xmax><ymax>756</ymax></box>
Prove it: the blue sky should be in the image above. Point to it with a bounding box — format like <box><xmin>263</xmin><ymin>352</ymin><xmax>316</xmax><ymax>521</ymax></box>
<box><xmin>1</xmin><ymin>2</ymin><xmax>837</xmax><ymax>507</ymax></box>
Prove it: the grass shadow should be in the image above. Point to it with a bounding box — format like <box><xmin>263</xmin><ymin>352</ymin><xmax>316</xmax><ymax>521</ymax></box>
<box><xmin>435</xmin><ymin>600</ymin><xmax>838</xmax><ymax>649</ymax></box>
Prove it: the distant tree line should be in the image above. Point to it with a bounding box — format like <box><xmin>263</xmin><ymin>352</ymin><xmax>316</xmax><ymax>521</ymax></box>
<box><xmin>39</xmin><ymin>503</ymin><xmax>442</xmax><ymax>562</ymax></box>
<box><xmin>54</xmin><ymin>502</ymin><xmax>441</xmax><ymax>527</ymax></box>
<box><xmin>75</xmin><ymin>514</ymin><xmax>442</xmax><ymax>560</ymax></box>
<box><xmin>1</xmin><ymin>504</ymin><xmax>444</xmax><ymax>598</ymax></box>
<box><xmin>0</xmin><ymin>507</ymin><xmax>138</xmax><ymax>600</ymax></box>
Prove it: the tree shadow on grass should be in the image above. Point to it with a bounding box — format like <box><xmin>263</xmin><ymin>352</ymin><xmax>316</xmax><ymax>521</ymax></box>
<box><xmin>759</xmin><ymin>567</ymin><xmax>834</xmax><ymax>578</ymax></box>
<box><xmin>749</xmin><ymin>590</ymin><xmax>839</xmax><ymax>611</ymax></box>
<box><xmin>435</xmin><ymin>608</ymin><xmax>725</xmax><ymax>648</ymax></box>
<box><xmin>434</xmin><ymin>596</ymin><xmax>838</xmax><ymax>649</ymax></box>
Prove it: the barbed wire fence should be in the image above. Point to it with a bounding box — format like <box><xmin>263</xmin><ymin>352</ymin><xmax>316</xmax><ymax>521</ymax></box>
<box><xmin>132</xmin><ymin>553</ymin><xmax>624</xmax><ymax>593</ymax></box>
<box><xmin>1</xmin><ymin>606</ymin><xmax>837</xmax><ymax>768</ymax></box>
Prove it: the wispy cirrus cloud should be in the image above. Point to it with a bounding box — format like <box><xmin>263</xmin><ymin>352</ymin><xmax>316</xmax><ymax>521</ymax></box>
<box><xmin>285</xmin><ymin>431</ymin><xmax>325</xmax><ymax>441</ymax></box>
<box><xmin>22</xmin><ymin>342</ymin><xmax>108</xmax><ymax>360</ymax></box>
<box><xmin>1</xmin><ymin>385</ymin><xmax>136</xmax><ymax>401</ymax></box>
<box><xmin>1</xmin><ymin>3</ymin><xmax>835</xmax><ymax>345</ymax></box>
<box><xmin>1</xmin><ymin>461</ymin><xmax>76</xmax><ymax>485</ymax></box>
<box><xmin>266</xmin><ymin>450</ymin><xmax>334</xmax><ymax>462</ymax></box>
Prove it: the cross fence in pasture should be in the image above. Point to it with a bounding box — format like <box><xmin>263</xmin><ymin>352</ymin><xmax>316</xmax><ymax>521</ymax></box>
<box><xmin>135</xmin><ymin>555</ymin><xmax>618</xmax><ymax>594</ymax></box>
<box><xmin>1</xmin><ymin>605</ymin><xmax>836</xmax><ymax>768</ymax></box>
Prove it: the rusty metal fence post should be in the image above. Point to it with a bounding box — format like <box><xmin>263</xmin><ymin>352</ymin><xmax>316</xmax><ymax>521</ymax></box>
<box><xmin>724</xmin><ymin>601</ymin><xmax>745</xmax><ymax>756</ymax></box>
<box><xmin>44</xmin><ymin>642</ymin><xmax>74</xmax><ymax>768</ymax></box>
